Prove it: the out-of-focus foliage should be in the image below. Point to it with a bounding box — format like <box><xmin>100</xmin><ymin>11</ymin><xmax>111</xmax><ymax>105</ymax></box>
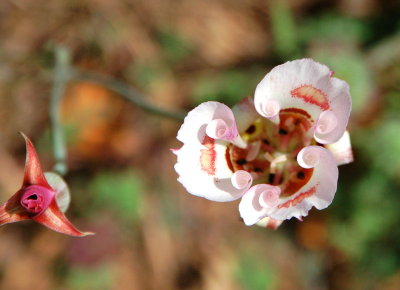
<box><xmin>89</xmin><ymin>170</ymin><xmax>144</xmax><ymax>222</ymax></box>
<box><xmin>66</xmin><ymin>265</ymin><xmax>113</xmax><ymax>290</ymax></box>
<box><xmin>0</xmin><ymin>0</ymin><xmax>400</xmax><ymax>289</ymax></box>
<box><xmin>234</xmin><ymin>252</ymin><xmax>276</xmax><ymax>290</ymax></box>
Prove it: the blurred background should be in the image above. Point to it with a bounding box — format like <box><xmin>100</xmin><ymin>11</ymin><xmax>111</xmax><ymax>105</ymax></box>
<box><xmin>0</xmin><ymin>0</ymin><xmax>399</xmax><ymax>289</ymax></box>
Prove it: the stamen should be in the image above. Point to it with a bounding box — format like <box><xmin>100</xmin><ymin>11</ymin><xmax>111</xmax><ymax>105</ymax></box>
<box><xmin>261</xmin><ymin>142</ymin><xmax>274</xmax><ymax>153</ymax></box>
<box><xmin>264</xmin><ymin>152</ymin><xmax>275</xmax><ymax>163</ymax></box>
<box><xmin>264</xmin><ymin>153</ymin><xmax>287</xmax><ymax>174</ymax></box>
<box><xmin>246</xmin><ymin>141</ymin><xmax>261</xmax><ymax>161</ymax></box>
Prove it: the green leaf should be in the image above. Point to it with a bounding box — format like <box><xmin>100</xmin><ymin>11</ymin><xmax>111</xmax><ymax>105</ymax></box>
<box><xmin>268</xmin><ymin>0</ymin><xmax>299</xmax><ymax>57</ymax></box>
<box><xmin>156</xmin><ymin>29</ymin><xmax>193</xmax><ymax>64</ymax></box>
<box><xmin>66</xmin><ymin>265</ymin><xmax>113</xmax><ymax>290</ymax></box>
<box><xmin>90</xmin><ymin>170</ymin><xmax>144</xmax><ymax>222</ymax></box>
<box><xmin>192</xmin><ymin>68</ymin><xmax>263</xmax><ymax>106</ymax></box>
<box><xmin>234</xmin><ymin>252</ymin><xmax>275</xmax><ymax>290</ymax></box>
<box><xmin>300</xmin><ymin>13</ymin><xmax>369</xmax><ymax>44</ymax></box>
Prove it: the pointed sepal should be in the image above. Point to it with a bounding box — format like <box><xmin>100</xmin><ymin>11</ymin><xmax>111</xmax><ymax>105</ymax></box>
<box><xmin>20</xmin><ymin>132</ymin><xmax>51</xmax><ymax>188</ymax></box>
<box><xmin>32</xmin><ymin>198</ymin><xmax>93</xmax><ymax>237</ymax></box>
<box><xmin>0</xmin><ymin>190</ymin><xmax>30</xmax><ymax>226</ymax></box>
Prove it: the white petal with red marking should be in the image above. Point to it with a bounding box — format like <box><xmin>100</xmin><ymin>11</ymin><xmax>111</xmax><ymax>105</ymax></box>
<box><xmin>254</xmin><ymin>59</ymin><xmax>351</xmax><ymax>143</ymax></box>
<box><xmin>268</xmin><ymin>146</ymin><xmax>338</xmax><ymax>220</ymax></box>
<box><xmin>177</xmin><ymin>101</ymin><xmax>245</xmax><ymax>147</ymax></box>
<box><xmin>174</xmin><ymin>139</ymin><xmax>251</xmax><ymax>202</ymax></box>
<box><xmin>239</xmin><ymin>184</ymin><xmax>281</xmax><ymax>225</ymax></box>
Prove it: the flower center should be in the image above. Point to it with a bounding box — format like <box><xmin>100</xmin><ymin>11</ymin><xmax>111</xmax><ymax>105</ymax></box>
<box><xmin>227</xmin><ymin>109</ymin><xmax>314</xmax><ymax>197</ymax></box>
<box><xmin>20</xmin><ymin>185</ymin><xmax>55</xmax><ymax>215</ymax></box>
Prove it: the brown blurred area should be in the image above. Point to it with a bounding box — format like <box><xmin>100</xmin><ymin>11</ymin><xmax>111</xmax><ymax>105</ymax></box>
<box><xmin>0</xmin><ymin>0</ymin><xmax>400</xmax><ymax>289</ymax></box>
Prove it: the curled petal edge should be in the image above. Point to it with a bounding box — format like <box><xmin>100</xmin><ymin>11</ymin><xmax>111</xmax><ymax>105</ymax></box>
<box><xmin>177</xmin><ymin>101</ymin><xmax>246</xmax><ymax>148</ymax></box>
<box><xmin>239</xmin><ymin>184</ymin><xmax>281</xmax><ymax>226</ymax></box>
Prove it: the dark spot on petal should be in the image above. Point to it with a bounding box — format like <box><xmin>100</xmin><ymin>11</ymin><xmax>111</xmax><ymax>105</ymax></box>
<box><xmin>268</xmin><ymin>173</ymin><xmax>275</xmax><ymax>184</ymax></box>
<box><xmin>279</xmin><ymin>129</ymin><xmax>288</xmax><ymax>135</ymax></box>
<box><xmin>297</xmin><ymin>171</ymin><xmax>305</xmax><ymax>179</ymax></box>
<box><xmin>263</xmin><ymin>139</ymin><xmax>270</xmax><ymax>145</ymax></box>
<box><xmin>245</xmin><ymin>125</ymin><xmax>256</xmax><ymax>134</ymax></box>
<box><xmin>28</xmin><ymin>194</ymin><xmax>38</xmax><ymax>200</ymax></box>
<box><xmin>236</xmin><ymin>159</ymin><xmax>247</xmax><ymax>165</ymax></box>
<box><xmin>254</xmin><ymin>167</ymin><xmax>262</xmax><ymax>172</ymax></box>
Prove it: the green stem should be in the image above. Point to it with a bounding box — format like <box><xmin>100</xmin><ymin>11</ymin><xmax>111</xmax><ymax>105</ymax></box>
<box><xmin>71</xmin><ymin>69</ymin><xmax>186</xmax><ymax>121</ymax></box>
<box><xmin>50</xmin><ymin>46</ymin><xmax>70</xmax><ymax>176</ymax></box>
<box><xmin>49</xmin><ymin>47</ymin><xmax>186</xmax><ymax>175</ymax></box>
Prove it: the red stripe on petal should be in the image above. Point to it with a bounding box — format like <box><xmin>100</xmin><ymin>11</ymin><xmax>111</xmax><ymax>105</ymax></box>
<box><xmin>200</xmin><ymin>135</ymin><xmax>216</xmax><ymax>175</ymax></box>
<box><xmin>33</xmin><ymin>199</ymin><xmax>93</xmax><ymax>237</ymax></box>
<box><xmin>20</xmin><ymin>133</ymin><xmax>51</xmax><ymax>188</ymax></box>
<box><xmin>280</xmin><ymin>108</ymin><xmax>312</xmax><ymax>119</ymax></box>
<box><xmin>225</xmin><ymin>146</ymin><xmax>234</xmax><ymax>173</ymax></box>
<box><xmin>291</xmin><ymin>85</ymin><xmax>329</xmax><ymax>110</ymax></box>
<box><xmin>278</xmin><ymin>186</ymin><xmax>317</xmax><ymax>209</ymax></box>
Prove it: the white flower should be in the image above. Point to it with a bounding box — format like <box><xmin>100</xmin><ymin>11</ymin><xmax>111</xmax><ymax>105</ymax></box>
<box><xmin>174</xmin><ymin>59</ymin><xmax>353</xmax><ymax>228</ymax></box>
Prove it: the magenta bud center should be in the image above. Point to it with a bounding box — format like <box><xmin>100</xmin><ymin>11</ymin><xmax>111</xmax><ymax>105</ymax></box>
<box><xmin>20</xmin><ymin>185</ymin><xmax>55</xmax><ymax>215</ymax></box>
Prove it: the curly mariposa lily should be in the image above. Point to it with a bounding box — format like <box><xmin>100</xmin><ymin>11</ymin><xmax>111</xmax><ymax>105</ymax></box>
<box><xmin>173</xmin><ymin>59</ymin><xmax>353</xmax><ymax>229</ymax></box>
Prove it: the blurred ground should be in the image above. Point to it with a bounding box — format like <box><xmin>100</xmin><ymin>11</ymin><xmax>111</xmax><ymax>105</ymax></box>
<box><xmin>0</xmin><ymin>0</ymin><xmax>400</xmax><ymax>289</ymax></box>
